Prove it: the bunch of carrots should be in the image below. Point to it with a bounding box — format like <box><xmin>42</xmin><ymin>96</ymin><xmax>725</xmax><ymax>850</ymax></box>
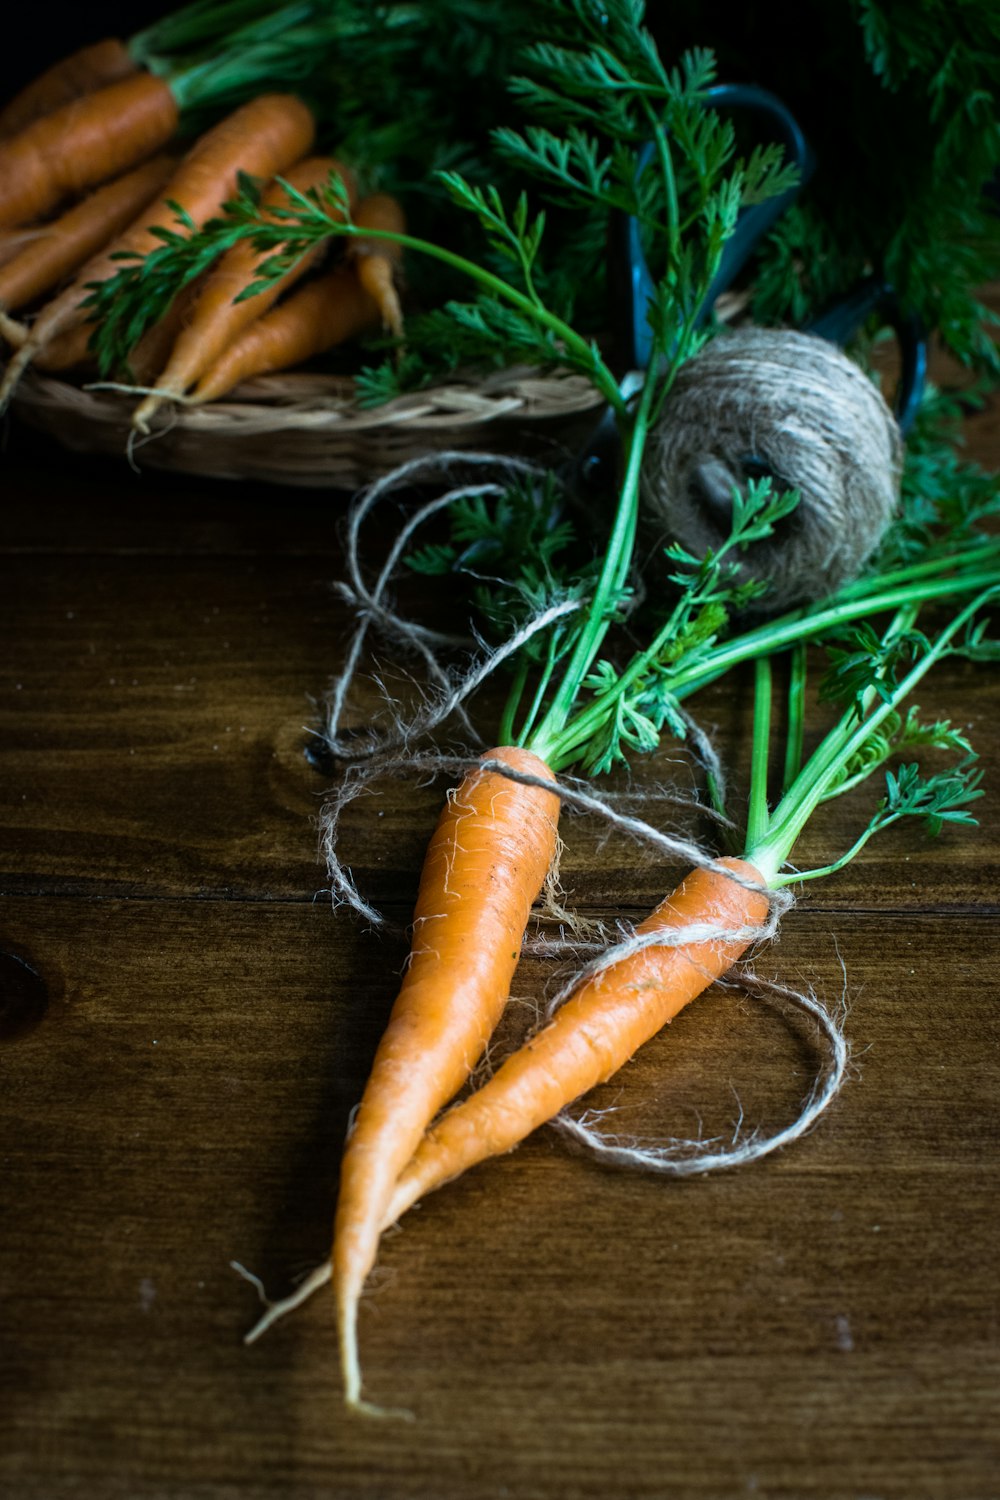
<box><xmin>0</xmin><ymin>2</ymin><xmax>408</xmax><ymax>422</ymax></box>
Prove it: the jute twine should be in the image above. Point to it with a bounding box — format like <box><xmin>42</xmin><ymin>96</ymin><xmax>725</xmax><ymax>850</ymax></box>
<box><xmin>641</xmin><ymin>328</ymin><xmax>903</xmax><ymax>609</ymax></box>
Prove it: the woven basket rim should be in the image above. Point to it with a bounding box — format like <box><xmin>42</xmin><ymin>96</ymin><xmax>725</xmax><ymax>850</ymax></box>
<box><xmin>10</xmin><ymin>361</ymin><xmax>606</xmax><ymax>487</ymax></box>
<box><xmin>13</xmin><ymin>361</ymin><xmax>604</xmax><ymax>431</ymax></box>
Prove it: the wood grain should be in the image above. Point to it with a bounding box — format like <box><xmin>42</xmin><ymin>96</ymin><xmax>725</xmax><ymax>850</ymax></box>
<box><xmin>2</xmin><ymin>393</ymin><xmax>999</xmax><ymax>1499</ymax></box>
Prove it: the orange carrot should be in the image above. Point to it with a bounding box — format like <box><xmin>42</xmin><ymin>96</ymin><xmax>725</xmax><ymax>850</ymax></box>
<box><xmin>0</xmin><ymin>71</ymin><xmax>181</xmax><ymax>230</ymax></box>
<box><xmin>0</xmin><ymin>93</ymin><xmax>315</xmax><ymax>406</ymax></box>
<box><xmin>189</xmin><ymin>260</ymin><xmax>380</xmax><ymax>404</ymax></box>
<box><xmin>331</xmin><ymin>746</ymin><xmax>560</xmax><ymax>1412</ymax></box>
<box><xmin>30</xmin><ymin>320</ymin><xmax>97</xmax><ymax>373</ymax></box>
<box><xmin>0</xmin><ymin>39</ymin><xmax>137</xmax><ymax>139</ymax></box>
<box><xmin>131</xmin><ymin>154</ymin><xmax>356</xmax><ymax>431</ymax></box>
<box><xmin>0</xmin><ymin>154</ymin><xmax>175</xmax><ymax>315</ymax></box>
<box><xmin>383</xmin><ymin>857</ymin><xmax>771</xmax><ymax>1230</ymax></box>
<box><xmin>34</xmin><ymin>272</ymin><xmax>204</xmax><ymax>377</ymax></box>
<box><xmin>0</xmin><ymin>227</ymin><xmax>47</xmax><ymax>270</ymax></box>
<box><xmin>349</xmin><ymin>192</ymin><xmax>406</xmax><ymax>338</ymax></box>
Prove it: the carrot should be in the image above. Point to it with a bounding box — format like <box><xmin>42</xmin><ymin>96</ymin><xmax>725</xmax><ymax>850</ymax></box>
<box><xmin>331</xmin><ymin>745</ymin><xmax>560</xmax><ymax>1412</ymax></box>
<box><xmin>0</xmin><ymin>71</ymin><xmax>181</xmax><ymax>230</ymax></box>
<box><xmin>0</xmin><ymin>92</ymin><xmax>315</xmax><ymax>406</ymax></box>
<box><xmin>131</xmin><ymin>154</ymin><xmax>356</xmax><ymax>431</ymax></box>
<box><xmin>30</xmin><ymin>321</ymin><xmax>96</xmax><ymax>373</ymax></box>
<box><xmin>0</xmin><ymin>154</ymin><xmax>175</xmax><ymax>316</ymax></box>
<box><xmin>0</xmin><ymin>40</ymin><xmax>137</xmax><ymax>140</ymax></box>
<box><xmin>34</xmin><ymin>272</ymin><xmax>206</xmax><ymax>377</ymax></box>
<box><xmin>189</xmin><ymin>260</ymin><xmax>380</xmax><ymax>404</ymax></box>
<box><xmin>0</xmin><ymin>227</ymin><xmax>48</xmax><ymax>270</ymax></box>
<box><xmin>349</xmin><ymin>192</ymin><xmax>405</xmax><ymax>338</ymax></box>
<box><xmin>382</xmin><ymin>856</ymin><xmax>770</xmax><ymax>1230</ymax></box>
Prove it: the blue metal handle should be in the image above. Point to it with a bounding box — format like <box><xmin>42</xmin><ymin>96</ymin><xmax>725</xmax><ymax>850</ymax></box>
<box><xmin>806</xmin><ymin>277</ymin><xmax>927</xmax><ymax>435</ymax></box>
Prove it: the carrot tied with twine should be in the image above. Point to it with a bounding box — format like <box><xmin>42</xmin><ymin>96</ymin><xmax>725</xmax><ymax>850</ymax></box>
<box><xmin>331</xmin><ymin>744</ymin><xmax>560</xmax><ymax>1413</ymax></box>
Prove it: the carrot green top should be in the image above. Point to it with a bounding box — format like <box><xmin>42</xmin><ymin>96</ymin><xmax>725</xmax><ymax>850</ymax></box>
<box><xmin>84</xmin><ymin>0</ymin><xmax>1000</xmax><ymax>891</ymax></box>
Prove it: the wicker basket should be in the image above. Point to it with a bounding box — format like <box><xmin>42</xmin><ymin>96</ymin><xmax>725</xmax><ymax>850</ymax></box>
<box><xmin>11</xmin><ymin>364</ymin><xmax>606</xmax><ymax>488</ymax></box>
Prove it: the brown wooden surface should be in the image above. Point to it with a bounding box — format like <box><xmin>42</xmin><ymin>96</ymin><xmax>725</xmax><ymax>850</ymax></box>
<box><xmin>2</xmin><ymin>386</ymin><xmax>999</xmax><ymax>1500</ymax></box>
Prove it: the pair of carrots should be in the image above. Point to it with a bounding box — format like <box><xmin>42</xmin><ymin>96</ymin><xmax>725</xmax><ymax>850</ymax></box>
<box><xmin>0</xmin><ymin>55</ymin><xmax>406</xmax><ymax>415</ymax></box>
<box><xmin>326</xmin><ymin>745</ymin><xmax>770</xmax><ymax>1412</ymax></box>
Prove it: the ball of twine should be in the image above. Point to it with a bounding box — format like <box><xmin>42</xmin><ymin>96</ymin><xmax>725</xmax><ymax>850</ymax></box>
<box><xmin>640</xmin><ymin>327</ymin><xmax>904</xmax><ymax>610</ymax></box>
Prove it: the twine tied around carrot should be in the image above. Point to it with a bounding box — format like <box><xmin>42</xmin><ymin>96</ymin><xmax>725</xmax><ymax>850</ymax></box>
<box><xmin>311</xmin><ymin>447</ymin><xmax>850</xmax><ymax>1169</ymax></box>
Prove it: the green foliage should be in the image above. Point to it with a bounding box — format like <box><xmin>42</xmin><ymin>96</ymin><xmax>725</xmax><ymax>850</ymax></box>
<box><xmin>661</xmin><ymin>0</ymin><xmax>1000</xmax><ymax>376</ymax></box>
<box><xmin>564</xmin><ymin>476</ymin><xmax>803</xmax><ymax>774</ymax></box>
<box><xmin>819</xmin><ymin>623</ymin><xmax>931</xmax><ymax>716</ymax></box>
<box><xmin>879</xmin><ymin>757</ymin><xmax>984</xmax><ymax>838</ymax></box>
<box><xmin>405</xmin><ymin>471</ymin><xmax>594</xmax><ymax>651</ymax></box>
<box><xmin>869</xmin><ymin>387</ymin><xmax>1000</xmax><ymax>575</ymax></box>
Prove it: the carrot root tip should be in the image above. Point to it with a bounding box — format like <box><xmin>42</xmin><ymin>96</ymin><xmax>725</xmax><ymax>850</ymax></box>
<box><xmin>230</xmin><ymin>1258</ymin><xmax>331</xmax><ymax>1345</ymax></box>
<box><xmin>132</xmin><ymin>383</ymin><xmax>187</xmax><ymax>433</ymax></box>
<box><xmin>346</xmin><ymin>1395</ymin><xmax>416</xmax><ymax>1423</ymax></box>
<box><xmin>0</xmin><ymin>339</ymin><xmax>37</xmax><ymax>410</ymax></box>
<box><xmin>0</xmin><ymin>310</ymin><xmax>28</xmax><ymax>346</ymax></box>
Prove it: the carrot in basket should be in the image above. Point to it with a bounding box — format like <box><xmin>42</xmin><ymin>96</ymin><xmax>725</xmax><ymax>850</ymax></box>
<box><xmin>0</xmin><ymin>92</ymin><xmax>315</xmax><ymax>407</ymax></box>
<box><xmin>332</xmin><ymin>746</ymin><xmax>560</xmax><ymax>1413</ymax></box>
<box><xmin>0</xmin><ymin>154</ymin><xmax>174</xmax><ymax>316</ymax></box>
<box><xmin>347</xmin><ymin>192</ymin><xmax>406</xmax><ymax>338</ymax></box>
<box><xmin>0</xmin><ymin>0</ymin><xmax>321</xmax><ymax>231</ymax></box>
<box><xmin>0</xmin><ymin>0</ymin><xmax>288</xmax><ymax>138</ymax></box>
<box><xmin>0</xmin><ymin>228</ymin><xmax>46</xmax><ymax>270</ymax></box>
<box><xmin>131</xmin><ymin>154</ymin><xmax>356</xmax><ymax>432</ymax></box>
<box><xmin>383</xmin><ymin>856</ymin><xmax>771</xmax><ymax>1229</ymax></box>
<box><xmin>34</xmin><ymin>272</ymin><xmax>206</xmax><ymax>377</ymax></box>
<box><xmin>0</xmin><ymin>71</ymin><xmax>181</xmax><ymax>231</ymax></box>
<box><xmin>0</xmin><ymin>39</ymin><xmax>137</xmax><ymax>139</ymax></box>
<box><xmin>189</xmin><ymin>259</ymin><xmax>380</xmax><ymax>403</ymax></box>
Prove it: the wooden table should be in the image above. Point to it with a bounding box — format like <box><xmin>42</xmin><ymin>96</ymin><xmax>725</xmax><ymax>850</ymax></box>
<box><xmin>2</xmin><ymin>396</ymin><xmax>999</xmax><ymax>1500</ymax></box>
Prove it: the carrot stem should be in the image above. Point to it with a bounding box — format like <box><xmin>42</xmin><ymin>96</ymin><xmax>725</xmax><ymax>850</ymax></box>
<box><xmin>543</xmin><ymin>554</ymin><xmax>1000</xmax><ymax>770</ymax></box>
<box><xmin>751</xmin><ymin>589</ymin><xmax>999</xmax><ymax>882</ymax></box>
<box><xmin>781</xmin><ymin>643</ymin><xmax>808</xmax><ymax>796</ymax></box>
<box><xmin>746</xmin><ymin>655</ymin><xmax>773</xmax><ymax>853</ymax></box>
<box><xmin>129</xmin><ymin>0</ymin><xmax>297</xmax><ymax>67</ymax></box>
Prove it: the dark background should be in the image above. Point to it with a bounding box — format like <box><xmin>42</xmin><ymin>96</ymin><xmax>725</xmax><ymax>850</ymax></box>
<box><xmin>5</xmin><ymin>5</ymin><xmax>171</xmax><ymax>96</ymax></box>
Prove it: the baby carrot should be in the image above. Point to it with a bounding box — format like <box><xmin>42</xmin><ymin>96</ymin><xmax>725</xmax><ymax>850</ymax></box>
<box><xmin>189</xmin><ymin>260</ymin><xmax>379</xmax><ymax>403</ymax></box>
<box><xmin>0</xmin><ymin>154</ymin><xmax>175</xmax><ymax>315</ymax></box>
<box><xmin>0</xmin><ymin>39</ymin><xmax>137</xmax><ymax>139</ymax></box>
<box><xmin>383</xmin><ymin>857</ymin><xmax>771</xmax><ymax>1227</ymax></box>
<box><xmin>0</xmin><ymin>228</ymin><xmax>46</xmax><ymax>271</ymax></box>
<box><xmin>348</xmin><ymin>192</ymin><xmax>406</xmax><ymax>338</ymax></box>
<box><xmin>332</xmin><ymin>745</ymin><xmax>560</xmax><ymax>1413</ymax></box>
<box><xmin>131</xmin><ymin>153</ymin><xmax>356</xmax><ymax>431</ymax></box>
<box><xmin>0</xmin><ymin>71</ymin><xmax>181</xmax><ymax>230</ymax></box>
<box><xmin>0</xmin><ymin>92</ymin><xmax>315</xmax><ymax>405</ymax></box>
